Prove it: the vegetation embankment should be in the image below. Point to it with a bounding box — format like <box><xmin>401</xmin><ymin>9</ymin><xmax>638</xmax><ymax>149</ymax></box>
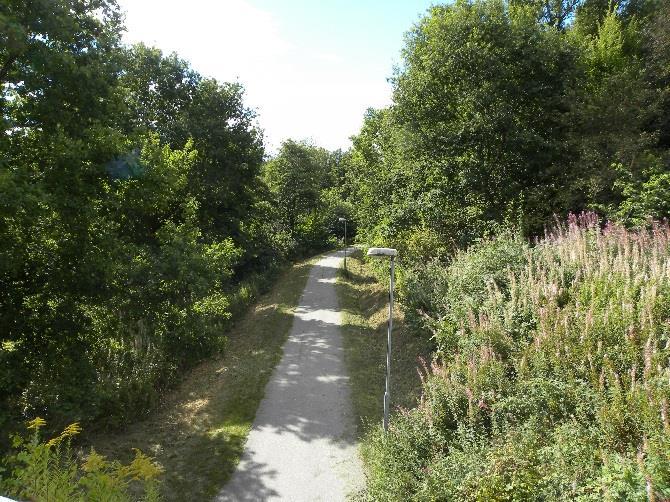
<box><xmin>83</xmin><ymin>254</ymin><xmax>320</xmax><ymax>500</ymax></box>
<box><xmin>339</xmin><ymin>2</ymin><xmax>670</xmax><ymax>499</ymax></box>
<box><xmin>362</xmin><ymin>216</ymin><xmax>670</xmax><ymax>500</ymax></box>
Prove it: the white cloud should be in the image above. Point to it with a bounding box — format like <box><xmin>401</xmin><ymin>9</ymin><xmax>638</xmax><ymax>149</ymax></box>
<box><xmin>117</xmin><ymin>0</ymin><xmax>393</xmax><ymax>151</ymax></box>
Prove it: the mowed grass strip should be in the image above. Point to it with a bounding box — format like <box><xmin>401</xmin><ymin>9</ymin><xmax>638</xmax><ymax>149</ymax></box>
<box><xmin>336</xmin><ymin>248</ymin><xmax>432</xmax><ymax>435</ymax></box>
<box><xmin>87</xmin><ymin>254</ymin><xmax>322</xmax><ymax>500</ymax></box>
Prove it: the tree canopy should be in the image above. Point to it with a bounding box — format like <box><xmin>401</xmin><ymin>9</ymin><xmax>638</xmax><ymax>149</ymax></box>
<box><xmin>344</xmin><ymin>0</ymin><xmax>670</xmax><ymax>260</ymax></box>
<box><xmin>0</xmin><ymin>0</ymin><xmax>343</xmax><ymax>435</ymax></box>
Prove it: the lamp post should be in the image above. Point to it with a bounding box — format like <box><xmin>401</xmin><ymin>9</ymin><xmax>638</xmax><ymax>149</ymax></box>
<box><xmin>338</xmin><ymin>217</ymin><xmax>348</xmax><ymax>272</ymax></box>
<box><xmin>366</xmin><ymin>247</ymin><xmax>397</xmax><ymax>432</ymax></box>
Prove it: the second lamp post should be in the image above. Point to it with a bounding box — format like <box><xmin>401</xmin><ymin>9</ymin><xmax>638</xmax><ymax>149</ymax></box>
<box><xmin>338</xmin><ymin>217</ymin><xmax>348</xmax><ymax>272</ymax></box>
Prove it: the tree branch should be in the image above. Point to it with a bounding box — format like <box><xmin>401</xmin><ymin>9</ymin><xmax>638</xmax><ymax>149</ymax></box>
<box><xmin>0</xmin><ymin>52</ymin><xmax>19</xmax><ymax>85</ymax></box>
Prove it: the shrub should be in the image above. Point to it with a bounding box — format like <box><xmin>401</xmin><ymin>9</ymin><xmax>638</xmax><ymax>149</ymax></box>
<box><xmin>364</xmin><ymin>213</ymin><xmax>670</xmax><ymax>500</ymax></box>
<box><xmin>402</xmin><ymin>230</ymin><xmax>529</xmax><ymax>352</ymax></box>
<box><xmin>0</xmin><ymin>418</ymin><xmax>162</xmax><ymax>501</ymax></box>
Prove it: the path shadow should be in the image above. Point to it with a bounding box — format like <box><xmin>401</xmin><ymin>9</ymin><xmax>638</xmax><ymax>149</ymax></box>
<box><xmin>214</xmin><ymin>458</ymin><xmax>279</xmax><ymax>501</ymax></box>
<box><xmin>218</xmin><ymin>248</ymin><xmax>364</xmax><ymax>500</ymax></box>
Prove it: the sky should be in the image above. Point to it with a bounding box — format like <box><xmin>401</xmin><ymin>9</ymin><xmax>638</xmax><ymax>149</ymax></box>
<box><xmin>116</xmin><ymin>0</ymin><xmax>435</xmax><ymax>151</ymax></box>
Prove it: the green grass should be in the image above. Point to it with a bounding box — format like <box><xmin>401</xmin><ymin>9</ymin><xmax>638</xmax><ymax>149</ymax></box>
<box><xmin>86</xmin><ymin>254</ymin><xmax>322</xmax><ymax>500</ymax></box>
<box><xmin>336</xmin><ymin>248</ymin><xmax>432</xmax><ymax>435</ymax></box>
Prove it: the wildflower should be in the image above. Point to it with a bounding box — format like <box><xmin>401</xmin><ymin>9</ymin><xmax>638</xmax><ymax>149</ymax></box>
<box><xmin>47</xmin><ymin>422</ymin><xmax>82</xmax><ymax>447</ymax></box>
<box><xmin>27</xmin><ymin>417</ymin><xmax>46</xmax><ymax>430</ymax></box>
<box><xmin>128</xmin><ymin>449</ymin><xmax>163</xmax><ymax>480</ymax></box>
<box><xmin>82</xmin><ymin>449</ymin><xmax>108</xmax><ymax>473</ymax></box>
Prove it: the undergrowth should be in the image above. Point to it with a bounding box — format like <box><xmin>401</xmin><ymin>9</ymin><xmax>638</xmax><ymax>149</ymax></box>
<box><xmin>86</xmin><ymin>254</ymin><xmax>320</xmax><ymax>500</ymax></box>
<box><xmin>363</xmin><ymin>213</ymin><xmax>670</xmax><ymax>501</ymax></box>
<box><xmin>0</xmin><ymin>419</ymin><xmax>161</xmax><ymax>501</ymax></box>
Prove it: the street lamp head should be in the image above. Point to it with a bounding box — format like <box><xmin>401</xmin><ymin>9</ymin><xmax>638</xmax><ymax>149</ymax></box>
<box><xmin>338</xmin><ymin>217</ymin><xmax>347</xmax><ymax>222</ymax></box>
<box><xmin>367</xmin><ymin>247</ymin><xmax>398</xmax><ymax>257</ymax></box>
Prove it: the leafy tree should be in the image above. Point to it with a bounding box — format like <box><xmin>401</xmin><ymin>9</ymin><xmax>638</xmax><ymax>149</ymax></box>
<box><xmin>566</xmin><ymin>3</ymin><xmax>670</xmax><ymax>222</ymax></box>
<box><xmin>1</xmin><ymin>1</ymin><xmax>127</xmax><ymax>431</ymax></box>
<box><xmin>566</xmin><ymin>8</ymin><xmax>648</xmax><ymax>212</ymax></box>
<box><xmin>644</xmin><ymin>0</ymin><xmax>670</xmax><ymax>148</ymax></box>
<box><xmin>347</xmin><ymin>0</ymin><xmax>670</xmax><ymax>257</ymax></box>
<box><xmin>264</xmin><ymin>140</ymin><xmax>329</xmax><ymax>230</ymax></box>
<box><xmin>347</xmin><ymin>0</ymin><xmax>578</xmax><ymax>259</ymax></box>
<box><xmin>512</xmin><ymin>0</ymin><xmax>584</xmax><ymax>29</ymax></box>
<box><xmin>0</xmin><ymin>0</ymin><xmax>123</xmax><ymax>138</ymax></box>
<box><xmin>184</xmin><ymin>78</ymin><xmax>264</xmax><ymax>247</ymax></box>
<box><xmin>117</xmin><ymin>44</ymin><xmax>199</xmax><ymax>146</ymax></box>
<box><xmin>345</xmin><ymin>108</ymin><xmax>407</xmax><ymax>246</ymax></box>
<box><xmin>116</xmin><ymin>44</ymin><xmax>266</xmax><ymax>269</ymax></box>
<box><xmin>263</xmin><ymin>140</ymin><xmax>343</xmax><ymax>255</ymax></box>
<box><xmin>0</xmin><ymin>0</ymin><xmax>270</xmax><ymax>435</ymax></box>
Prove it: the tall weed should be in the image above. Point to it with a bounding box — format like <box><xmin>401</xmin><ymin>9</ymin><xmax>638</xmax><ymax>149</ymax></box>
<box><xmin>1</xmin><ymin>418</ymin><xmax>162</xmax><ymax>501</ymax></box>
<box><xmin>364</xmin><ymin>213</ymin><xmax>670</xmax><ymax>500</ymax></box>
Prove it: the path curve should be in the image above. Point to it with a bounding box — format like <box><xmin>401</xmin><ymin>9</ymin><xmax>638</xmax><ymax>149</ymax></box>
<box><xmin>217</xmin><ymin>249</ymin><xmax>364</xmax><ymax>501</ymax></box>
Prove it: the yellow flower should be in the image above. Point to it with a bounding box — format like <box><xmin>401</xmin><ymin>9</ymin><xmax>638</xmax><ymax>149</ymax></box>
<box><xmin>27</xmin><ymin>417</ymin><xmax>46</xmax><ymax>430</ymax></box>
<box><xmin>128</xmin><ymin>449</ymin><xmax>163</xmax><ymax>481</ymax></box>
<box><xmin>47</xmin><ymin>422</ymin><xmax>82</xmax><ymax>447</ymax></box>
<box><xmin>61</xmin><ymin>422</ymin><xmax>82</xmax><ymax>438</ymax></box>
<box><xmin>46</xmin><ymin>436</ymin><xmax>62</xmax><ymax>447</ymax></box>
<box><xmin>82</xmin><ymin>449</ymin><xmax>108</xmax><ymax>473</ymax></box>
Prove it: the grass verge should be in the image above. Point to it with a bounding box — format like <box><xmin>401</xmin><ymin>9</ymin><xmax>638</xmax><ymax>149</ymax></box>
<box><xmin>86</xmin><ymin>254</ymin><xmax>321</xmax><ymax>500</ymax></box>
<box><xmin>336</xmin><ymin>248</ymin><xmax>432</xmax><ymax>435</ymax></box>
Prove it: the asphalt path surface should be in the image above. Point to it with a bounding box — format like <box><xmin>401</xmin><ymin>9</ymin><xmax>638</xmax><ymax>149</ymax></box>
<box><xmin>217</xmin><ymin>249</ymin><xmax>364</xmax><ymax>501</ymax></box>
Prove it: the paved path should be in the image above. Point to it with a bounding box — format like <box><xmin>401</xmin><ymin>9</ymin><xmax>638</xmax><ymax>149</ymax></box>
<box><xmin>217</xmin><ymin>249</ymin><xmax>364</xmax><ymax>502</ymax></box>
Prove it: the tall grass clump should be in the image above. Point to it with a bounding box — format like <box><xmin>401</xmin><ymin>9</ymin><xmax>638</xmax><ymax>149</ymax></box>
<box><xmin>364</xmin><ymin>213</ymin><xmax>670</xmax><ymax>501</ymax></box>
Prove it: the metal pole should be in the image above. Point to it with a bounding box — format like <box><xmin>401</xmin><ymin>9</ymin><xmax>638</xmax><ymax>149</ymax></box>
<box><xmin>343</xmin><ymin>220</ymin><xmax>347</xmax><ymax>272</ymax></box>
<box><xmin>384</xmin><ymin>255</ymin><xmax>394</xmax><ymax>432</ymax></box>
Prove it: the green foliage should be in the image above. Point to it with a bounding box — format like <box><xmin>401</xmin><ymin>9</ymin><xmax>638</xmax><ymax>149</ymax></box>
<box><xmin>262</xmin><ymin>140</ymin><xmax>347</xmax><ymax>257</ymax></box>
<box><xmin>402</xmin><ymin>230</ymin><xmax>529</xmax><ymax>348</ymax></box>
<box><xmin>0</xmin><ymin>0</ymin><xmax>280</xmax><ymax>439</ymax></box>
<box><xmin>346</xmin><ymin>0</ymin><xmax>577</xmax><ymax>259</ymax></box>
<box><xmin>0</xmin><ymin>0</ymin><xmax>123</xmax><ymax>138</ymax></box>
<box><xmin>116</xmin><ymin>43</ymin><xmax>266</xmax><ymax>269</ymax></box>
<box><xmin>345</xmin><ymin>0</ymin><xmax>670</xmax><ymax>261</ymax></box>
<box><xmin>1</xmin><ymin>418</ymin><xmax>161</xmax><ymax>501</ymax></box>
<box><xmin>363</xmin><ymin>214</ymin><xmax>670</xmax><ymax>500</ymax></box>
<box><xmin>512</xmin><ymin>0</ymin><xmax>583</xmax><ymax>29</ymax></box>
<box><xmin>613</xmin><ymin>158</ymin><xmax>670</xmax><ymax>225</ymax></box>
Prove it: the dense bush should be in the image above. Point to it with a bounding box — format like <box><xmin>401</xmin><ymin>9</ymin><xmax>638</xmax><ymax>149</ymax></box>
<box><xmin>364</xmin><ymin>214</ymin><xmax>670</xmax><ymax>500</ymax></box>
<box><xmin>402</xmin><ymin>230</ymin><xmax>529</xmax><ymax>347</ymax></box>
